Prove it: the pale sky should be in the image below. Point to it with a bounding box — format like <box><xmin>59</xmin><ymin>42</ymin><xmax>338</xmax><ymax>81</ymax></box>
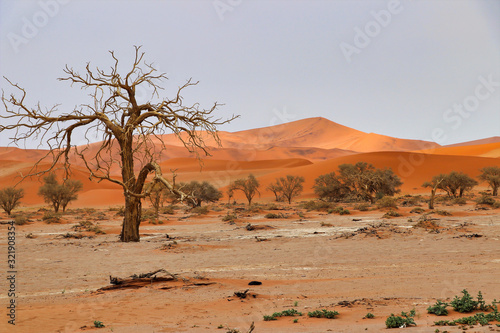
<box><xmin>1</xmin><ymin>0</ymin><xmax>499</xmax><ymax>148</ymax></box>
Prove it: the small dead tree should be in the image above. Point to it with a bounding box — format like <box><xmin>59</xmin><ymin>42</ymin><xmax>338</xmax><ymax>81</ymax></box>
<box><xmin>230</xmin><ymin>174</ymin><xmax>260</xmax><ymax>206</ymax></box>
<box><xmin>0</xmin><ymin>187</ymin><xmax>24</xmax><ymax>216</ymax></box>
<box><xmin>147</xmin><ymin>182</ymin><xmax>168</xmax><ymax>218</ymax></box>
<box><xmin>422</xmin><ymin>175</ymin><xmax>445</xmax><ymax>209</ymax></box>
<box><xmin>1</xmin><ymin>46</ymin><xmax>237</xmax><ymax>242</ymax></box>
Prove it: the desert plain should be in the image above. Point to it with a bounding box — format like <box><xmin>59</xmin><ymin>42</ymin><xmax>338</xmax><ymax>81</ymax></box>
<box><xmin>1</xmin><ymin>117</ymin><xmax>500</xmax><ymax>332</ymax></box>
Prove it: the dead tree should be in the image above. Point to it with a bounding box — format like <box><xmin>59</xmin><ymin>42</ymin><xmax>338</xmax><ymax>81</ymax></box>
<box><xmin>1</xmin><ymin>46</ymin><xmax>237</xmax><ymax>242</ymax></box>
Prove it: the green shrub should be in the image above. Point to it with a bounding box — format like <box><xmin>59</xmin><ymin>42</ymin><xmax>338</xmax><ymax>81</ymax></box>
<box><xmin>364</xmin><ymin>312</ymin><xmax>375</xmax><ymax>319</ymax></box>
<box><xmin>451</xmin><ymin>289</ymin><xmax>479</xmax><ymax>313</ymax></box>
<box><xmin>377</xmin><ymin>196</ymin><xmax>398</xmax><ymax>209</ymax></box>
<box><xmin>427</xmin><ymin>300</ymin><xmax>449</xmax><ymax>316</ymax></box>
<box><xmin>93</xmin><ymin>320</ymin><xmax>105</xmax><ymax>328</ymax></box>
<box><xmin>307</xmin><ymin>309</ymin><xmax>339</xmax><ymax>319</ymax></box>
<box><xmin>385</xmin><ymin>310</ymin><xmax>416</xmax><ymax>328</ymax></box>
<box><xmin>263</xmin><ymin>309</ymin><xmax>302</xmax><ymax>321</ymax></box>
<box><xmin>434</xmin><ymin>311</ymin><xmax>500</xmax><ymax>326</ymax></box>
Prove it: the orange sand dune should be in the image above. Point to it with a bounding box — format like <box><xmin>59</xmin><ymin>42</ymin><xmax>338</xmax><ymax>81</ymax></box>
<box><xmin>0</xmin><ymin>161</ymin><xmax>121</xmax><ymax>206</ymax></box>
<box><xmin>446</xmin><ymin>136</ymin><xmax>500</xmax><ymax>147</ymax></box>
<box><xmin>159</xmin><ymin>157</ymin><xmax>312</xmax><ymax>173</ymax></box>
<box><xmin>416</xmin><ymin>142</ymin><xmax>500</xmax><ymax>158</ymax></box>
<box><xmin>154</xmin><ymin>117</ymin><xmax>440</xmax><ymax>152</ymax></box>
<box><xmin>0</xmin><ymin>146</ymin><xmax>50</xmax><ymax>162</ymax></box>
<box><xmin>251</xmin><ymin>151</ymin><xmax>500</xmax><ymax>198</ymax></box>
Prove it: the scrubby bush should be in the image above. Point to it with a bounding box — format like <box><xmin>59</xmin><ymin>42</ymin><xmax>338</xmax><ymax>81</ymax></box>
<box><xmin>451</xmin><ymin>289</ymin><xmax>480</xmax><ymax>313</ymax></box>
<box><xmin>452</xmin><ymin>197</ymin><xmax>467</xmax><ymax>206</ymax></box>
<box><xmin>427</xmin><ymin>300</ymin><xmax>449</xmax><ymax>316</ymax></box>
<box><xmin>476</xmin><ymin>195</ymin><xmax>497</xmax><ymax>206</ymax></box>
<box><xmin>354</xmin><ymin>203</ymin><xmax>370</xmax><ymax>211</ymax></box>
<box><xmin>432</xmin><ymin>209</ymin><xmax>452</xmax><ymax>216</ymax></box>
<box><xmin>161</xmin><ymin>205</ymin><xmax>176</xmax><ymax>215</ymax></box>
<box><xmin>410</xmin><ymin>207</ymin><xmax>425</xmax><ymax>214</ymax></box>
<box><xmin>301</xmin><ymin>200</ymin><xmax>334</xmax><ymax>211</ymax></box>
<box><xmin>264</xmin><ymin>212</ymin><xmax>285</xmax><ymax>219</ymax></box>
<box><xmin>191</xmin><ymin>206</ymin><xmax>209</xmax><ymax>215</ymax></box>
<box><xmin>385</xmin><ymin>310</ymin><xmax>416</xmax><ymax>328</ymax></box>
<box><xmin>329</xmin><ymin>206</ymin><xmax>350</xmax><ymax>215</ymax></box>
<box><xmin>222</xmin><ymin>213</ymin><xmax>237</xmax><ymax>222</ymax></box>
<box><xmin>263</xmin><ymin>309</ymin><xmax>302</xmax><ymax>321</ymax></box>
<box><xmin>13</xmin><ymin>214</ymin><xmax>28</xmax><ymax>225</ymax></box>
<box><xmin>308</xmin><ymin>309</ymin><xmax>339</xmax><ymax>319</ymax></box>
<box><xmin>377</xmin><ymin>196</ymin><xmax>398</xmax><ymax>209</ymax></box>
<box><xmin>382</xmin><ymin>210</ymin><xmax>401</xmax><ymax>218</ymax></box>
<box><xmin>42</xmin><ymin>211</ymin><xmax>62</xmax><ymax>223</ymax></box>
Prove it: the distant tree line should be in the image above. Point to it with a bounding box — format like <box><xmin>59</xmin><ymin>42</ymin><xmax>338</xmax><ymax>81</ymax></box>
<box><xmin>0</xmin><ymin>164</ymin><xmax>499</xmax><ymax>216</ymax></box>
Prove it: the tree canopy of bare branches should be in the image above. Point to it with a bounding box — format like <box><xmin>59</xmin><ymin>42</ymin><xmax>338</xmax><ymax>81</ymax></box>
<box><xmin>1</xmin><ymin>46</ymin><xmax>237</xmax><ymax>242</ymax></box>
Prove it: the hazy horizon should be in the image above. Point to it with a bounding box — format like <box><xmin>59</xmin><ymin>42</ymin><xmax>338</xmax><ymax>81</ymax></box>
<box><xmin>1</xmin><ymin>0</ymin><xmax>499</xmax><ymax>148</ymax></box>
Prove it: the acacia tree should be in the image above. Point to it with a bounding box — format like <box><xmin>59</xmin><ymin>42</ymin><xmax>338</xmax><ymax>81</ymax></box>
<box><xmin>1</xmin><ymin>46</ymin><xmax>236</xmax><ymax>242</ymax></box>
<box><xmin>479</xmin><ymin>166</ymin><xmax>500</xmax><ymax>196</ymax></box>
<box><xmin>0</xmin><ymin>187</ymin><xmax>24</xmax><ymax>216</ymax></box>
<box><xmin>313</xmin><ymin>172</ymin><xmax>349</xmax><ymax>202</ymax></box>
<box><xmin>266</xmin><ymin>182</ymin><xmax>283</xmax><ymax>202</ymax></box>
<box><xmin>268</xmin><ymin>175</ymin><xmax>305</xmax><ymax>204</ymax></box>
<box><xmin>230</xmin><ymin>174</ymin><xmax>260</xmax><ymax>206</ymax></box>
<box><xmin>37</xmin><ymin>173</ymin><xmax>83</xmax><ymax>213</ymax></box>
<box><xmin>179</xmin><ymin>181</ymin><xmax>222</xmax><ymax>207</ymax></box>
<box><xmin>436</xmin><ymin>171</ymin><xmax>477</xmax><ymax>198</ymax></box>
<box><xmin>338</xmin><ymin>162</ymin><xmax>402</xmax><ymax>203</ymax></box>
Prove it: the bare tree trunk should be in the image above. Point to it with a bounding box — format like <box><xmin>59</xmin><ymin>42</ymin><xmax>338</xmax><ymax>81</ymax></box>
<box><xmin>120</xmin><ymin>135</ymin><xmax>142</xmax><ymax>242</ymax></box>
<box><xmin>429</xmin><ymin>187</ymin><xmax>437</xmax><ymax>210</ymax></box>
<box><xmin>493</xmin><ymin>186</ymin><xmax>498</xmax><ymax>196</ymax></box>
<box><xmin>121</xmin><ymin>195</ymin><xmax>141</xmax><ymax>242</ymax></box>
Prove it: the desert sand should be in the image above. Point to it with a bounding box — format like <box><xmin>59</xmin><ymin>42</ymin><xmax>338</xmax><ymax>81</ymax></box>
<box><xmin>1</xmin><ymin>117</ymin><xmax>499</xmax><ymax>332</ymax></box>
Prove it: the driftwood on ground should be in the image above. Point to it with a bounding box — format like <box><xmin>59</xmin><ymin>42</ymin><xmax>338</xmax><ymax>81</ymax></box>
<box><xmin>97</xmin><ymin>269</ymin><xmax>215</xmax><ymax>292</ymax></box>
